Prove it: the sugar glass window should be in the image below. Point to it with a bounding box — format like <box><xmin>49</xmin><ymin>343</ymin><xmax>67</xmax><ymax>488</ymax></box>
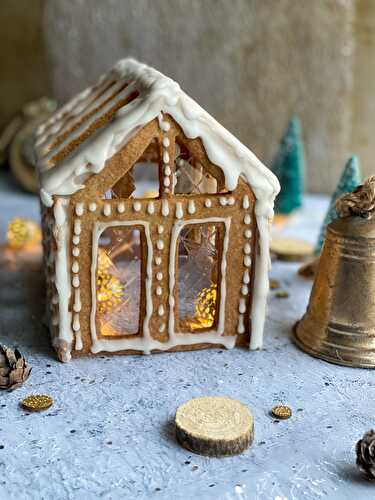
<box><xmin>174</xmin><ymin>140</ymin><xmax>224</xmax><ymax>195</ymax></box>
<box><xmin>96</xmin><ymin>226</ymin><xmax>143</xmax><ymax>337</ymax></box>
<box><xmin>176</xmin><ymin>223</ymin><xmax>223</xmax><ymax>331</ymax></box>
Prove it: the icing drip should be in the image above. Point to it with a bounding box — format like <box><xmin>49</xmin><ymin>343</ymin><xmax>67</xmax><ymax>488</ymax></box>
<box><xmin>156</xmin><ymin>239</ymin><xmax>164</xmax><ymax>250</ymax></box>
<box><xmin>244</xmin><ymin>256</ymin><xmax>252</xmax><ymax>267</ymax></box>
<box><xmin>244</xmin><ymin>214</ymin><xmax>251</xmax><ymax>225</ymax></box>
<box><xmin>244</xmin><ymin>243</ymin><xmax>251</xmax><ymax>255</ymax></box>
<box><xmin>188</xmin><ymin>200</ymin><xmax>196</xmax><ymax>214</ymax></box>
<box><xmin>155</xmin><ymin>256</ymin><xmax>162</xmax><ymax>265</ymax></box>
<box><xmin>72</xmin><ymin>247</ymin><xmax>80</xmax><ymax>257</ymax></box>
<box><xmin>72</xmin><ymin>235</ymin><xmax>80</xmax><ymax>245</ymax></box>
<box><xmin>175</xmin><ymin>202</ymin><xmax>183</xmax><ymax>219</ymax></box>
<box><xmin>237</xmin><ymin>314</ymin><xmax>245</xmax><ymax>334</ymax></box>
<box><xmin>133</xmin><ymin>201</ymin><xmax>142</xmax><ymax>212</ymax></box>
<box><xmin>75</xmin><ymin>203</ymin><xmax>84</xmax><ymax>216</ymax></box>
<box><xmin>163</xmin><ymin>151</ymin><xmax>170</xmax><ymax>164</ymax></box>
<box><xmin>72</xmin><ymin>275</ymin><xmax>80</xmax><ymax>288</ymax></box>
<box><xmin>73</xmin><ymin>313</ymin><xmax>80</xmax><ymax>332</ymax></box>
<box><xmin>162</xmin><ymin>137</ymin><xmax>170</xmax><ymax>147</ymax></box>
<box><xmin>239</xmin><ymin>299</ymin><xmax>247</xmax><ymax>314</ymax></box>
<box><xmin>242</xmin><ymin>195</ymin><xmax>250</xmax><ymax>209</ymax></box>
<box><xmin>147</xmin><ymin>201</ymin><xmax>155</xmax><ymax>214</ymax></box>
<box><xmin>73</xmin><ymin>288</ymin><xmax>81</xmax><ymax>312</ymax></box>
<box><xmin>161</xmin><ymin>199</ymin><xmax>169</xmax><ymax>216</ymax></box>
<box><xmin>243</xmin><ymin>270</ymin><xmax>250</xmax><ymax>284</ymax></box>
<box><xmin>158</xmin><ymin>305</ymin><xmax>165</xmax><ymax>316</ymax></box>
<box><xmin>103</xmin><ymin>203</ymin><xmax>111</xmax><ymax>216</ymax></box>
<box><xmin>72</xmin><ymin>261</ymin><xmax>79</xmax><ymax>273</ymax></box>
<box><xmin>74</xmin><ymin>219</ymin><xmax>81</xmax><ymax>235</ymax></box>
<box><xmin>75</xmin><ymin>331</ymin><xmax>83</xmax><ymax>350</ymax></box>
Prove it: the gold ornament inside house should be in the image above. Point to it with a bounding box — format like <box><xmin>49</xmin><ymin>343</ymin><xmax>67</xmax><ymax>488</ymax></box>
<box><xmin>294</xmin><ymin>176</ymin><xmax>375</xmax><ymax>367</ymax></box>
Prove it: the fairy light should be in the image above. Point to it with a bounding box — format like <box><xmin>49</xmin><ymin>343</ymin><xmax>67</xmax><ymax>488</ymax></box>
<box><xmin>193</xmin><ymin>283</ymin><xmax>217</xmax><ymax>329</ymax></box>
<box><xmin>96</xmin><ymin>249</ymin><xmax>124</xmax><ymax>315</ymax></box>
<box><xmin>6</xmin><ymin>218</ymin><xmax>42</xmax><ymax>250</ymax></box>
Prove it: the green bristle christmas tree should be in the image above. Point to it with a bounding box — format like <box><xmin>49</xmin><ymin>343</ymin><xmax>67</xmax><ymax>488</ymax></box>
<box><xmin>314</xmin><ymin>155</ymin><xmax>361</xmax><ymax>255</ymax></box>
<box><xmin>272</xmin><ymin>117</ymin><xmax>305</xmax><ymax>214</ymax></box>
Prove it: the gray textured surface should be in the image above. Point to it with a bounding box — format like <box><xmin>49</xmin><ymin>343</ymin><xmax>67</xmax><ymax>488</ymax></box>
<box><xmin>1</xmin><ymin>178</ymin><xmax>375</xmax><ymax>499</ymax></box>
<box><xmin>43</xmin><ymin>0</ymin><xmax>356</xmax><ymax>193</ymax></box>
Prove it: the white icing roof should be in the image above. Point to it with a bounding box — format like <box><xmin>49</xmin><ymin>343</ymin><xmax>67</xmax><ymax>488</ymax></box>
<box><xmin>35</xmin><ymin>58</ymin><xmax>279</xmax><ymax>213</ymax></box>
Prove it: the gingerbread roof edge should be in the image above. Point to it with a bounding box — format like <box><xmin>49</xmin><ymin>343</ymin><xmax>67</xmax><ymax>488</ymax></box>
<box><xmin>34</xmin><ymin>58</ymin><xmax>280</xmax><ymax>214</ymax></box>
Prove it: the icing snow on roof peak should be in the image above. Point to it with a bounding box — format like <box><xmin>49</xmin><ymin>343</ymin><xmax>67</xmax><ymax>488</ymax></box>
<box><xmin>35</xmin><ymin>58</ymin><xmax>279</xmax><ymax>214</ymax></box>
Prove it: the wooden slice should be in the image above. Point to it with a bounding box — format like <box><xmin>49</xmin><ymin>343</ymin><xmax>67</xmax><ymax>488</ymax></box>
<box><xmin>270</xmin><ymin>237</ymin><xmax>313</xmax><ymax>261</ymax></box>
<box><xmin>175</xmin><ymin>396</ymin><xmax>254</xmax><ymax>457</ymax></box>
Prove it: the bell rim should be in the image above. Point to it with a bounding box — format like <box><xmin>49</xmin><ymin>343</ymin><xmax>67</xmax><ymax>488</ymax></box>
<box><xmin>292</xmin><ymin>321</ymin><xmax>375</xmax><ymax>369</ymax></box>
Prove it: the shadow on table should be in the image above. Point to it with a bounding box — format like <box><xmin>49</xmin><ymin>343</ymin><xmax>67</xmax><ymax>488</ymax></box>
<box><xmin>0</xmin><ymin>244</ymin><xmax>54</xmax><ymax>357</ymax></box>
<box><xmin>337</xmin><ymin>463</ymin><xmax>372</xmax><ymax>485</ymax></box>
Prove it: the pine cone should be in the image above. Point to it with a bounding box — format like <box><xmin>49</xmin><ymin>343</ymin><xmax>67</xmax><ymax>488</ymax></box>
<box><xmin>0</xmin><ymin>345</ymin><xmax>31</xmax><ymax>390</ymax></box>
<box><xmin>356</xmin><ymin>430</ymin><xmax>375</xmax><ymax>479</ymax></box>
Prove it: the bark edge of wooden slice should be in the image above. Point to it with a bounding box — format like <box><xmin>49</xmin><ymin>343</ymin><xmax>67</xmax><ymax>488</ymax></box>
<box><xmin>270</xmin><ymin>237</ymin><xmax>313</xmax><ymax>262</ymax></box>
<box><xmin>175</xmin><ymin>396</ymin><xmax>254</xmax><ymax>457</ymax></box>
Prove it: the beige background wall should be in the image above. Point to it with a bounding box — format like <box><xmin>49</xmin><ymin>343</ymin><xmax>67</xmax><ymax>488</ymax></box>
<box><xmin>2</xmin><ymin>0</ymin><xmax>373</xmax><ymax>193</ymax></box>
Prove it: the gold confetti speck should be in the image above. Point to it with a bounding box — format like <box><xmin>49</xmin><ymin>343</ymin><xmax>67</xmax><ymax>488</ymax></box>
<box><xmin>275</xmin><ymin>290</ymin><xmax>289</xmax><ymax>299</ymax></box>
<box><xmin>21</xmin><ymin>394</ymin><xmax>53</xmax><ymax>411</ymax></box>
<box><xmin>271</xmin><ymin>405</ymin><xmax>292</xmax><ymax>420</ymax></box>
<box><xmin>270</xmin><ymin>279</ymin><xmax>280</xmax><ymax>290</ymax></box>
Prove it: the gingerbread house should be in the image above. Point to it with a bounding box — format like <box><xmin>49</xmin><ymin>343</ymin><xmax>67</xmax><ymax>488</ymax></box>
<box><xmin>35</xmin><ymin>59</ymin><xmax>279</xmax><ymax>362</ymax></box>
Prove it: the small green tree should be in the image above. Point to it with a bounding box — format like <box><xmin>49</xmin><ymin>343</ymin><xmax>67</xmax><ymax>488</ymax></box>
<box><xmin>272</xmin><ymin>117</ymin><xmax>305</xmax><ymax>214</ymax></box>
<box><xmin>314</xmin><ymin>155</ymin><xmax>361</xmax><ymax>255</ymax></box>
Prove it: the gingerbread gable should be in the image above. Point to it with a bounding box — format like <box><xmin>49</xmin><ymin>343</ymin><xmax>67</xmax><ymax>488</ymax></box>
<box><xmin>35</xmin><ymin>59</ymin><xmax>279</xmax><ymax>362</ymax></box>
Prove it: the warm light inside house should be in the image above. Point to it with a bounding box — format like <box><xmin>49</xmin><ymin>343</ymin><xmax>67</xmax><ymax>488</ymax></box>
<box><xmin>96</xmin><ymin>227</ymin><xmax>142</xmax><ymax>336</ymax></box>
<box><xmin>194</xmin><ymin>283</ymin><xmax>218</xmax><ymax>329</ymax></box>
<box><xmin>177</xmin><ymin>223</ymin><xmax>221</xmax><ymax>331</ymax></box>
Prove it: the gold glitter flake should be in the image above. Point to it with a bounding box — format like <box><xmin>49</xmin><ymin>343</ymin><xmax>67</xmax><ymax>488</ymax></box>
<box><xmin>21</xmin><ymin>394</ymin><xmax>53</xmax><ymax>411</ymax></box>
<box><xmin>271</xmin><ymin>405</ymin><xmax>292</xmax><ymax>420</ymax></box>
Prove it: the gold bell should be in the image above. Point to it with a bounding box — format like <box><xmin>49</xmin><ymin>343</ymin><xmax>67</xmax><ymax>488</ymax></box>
<box><xmin>294</xmin><ymin>177</ymin><xmax>375</xmax><ymax>368</ymax></box>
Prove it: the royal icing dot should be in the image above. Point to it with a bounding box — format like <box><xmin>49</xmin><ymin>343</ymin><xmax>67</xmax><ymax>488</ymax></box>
<box><xmin>75</xmin><ymin>203</ymin><xmax>84</xmax><ymax>216</ymax></box>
